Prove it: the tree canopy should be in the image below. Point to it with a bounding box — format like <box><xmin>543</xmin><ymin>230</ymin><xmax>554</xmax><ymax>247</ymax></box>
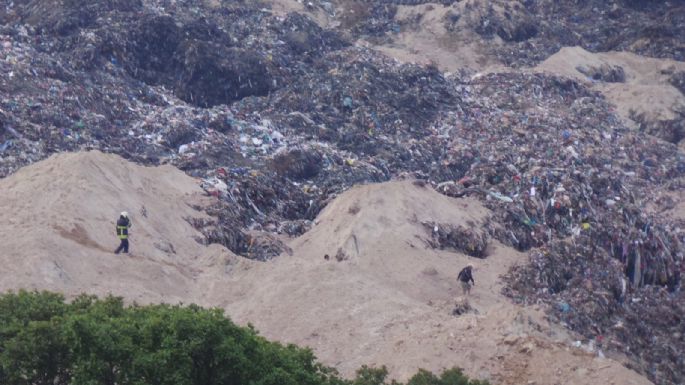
<box><xmin>0</xmin><ymin>290</ymin><xmax>488</xmax><ymax>385</ymax></box>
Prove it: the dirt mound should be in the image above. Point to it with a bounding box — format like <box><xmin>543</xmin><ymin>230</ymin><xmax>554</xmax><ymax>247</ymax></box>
<box><xmin>0</xmin><ymin>150</ymin><xmax>230</xmax><ymax>302</ymax></box>
<box><xmin>537</xmin><ymin>46</ymin><xmax>685</xmax><ymax>142</ymax></box>
<box><xmin>0</xmin><ymin>153</ymin><xmax>652</xmax><ymax>384</ymax></box>
<box><xmin>201</xmin><ymin>180</ymin><xmax>652</xmax><ymax>385</ymax></box>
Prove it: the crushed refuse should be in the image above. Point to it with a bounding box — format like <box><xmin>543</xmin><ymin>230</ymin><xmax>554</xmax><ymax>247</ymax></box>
<box><xmin>423</xmin><ymin>221</ymin><xmax>488</xmax><ymax>258</ymax></box>
<box><xmin>0</xmin><ymin>0</ymin><xmax>684</xmax><ymax>383</ymax></box>
<box><xmin>452</xmin><ymin>297</ymin><xmax>474</xmax><ymax>316</ymax></box>
<box><xmin>504</xmin><ymin>235</ymin><xmax>685</xmax><ymax>385</ymax></box>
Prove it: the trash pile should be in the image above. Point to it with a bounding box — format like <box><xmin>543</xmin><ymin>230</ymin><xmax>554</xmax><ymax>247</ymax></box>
<box><xmin>419</xmin><ymin>70</ymin><xmax>685</xmax><ymax>383</ymax></box>
<box><xmin>451</xmin><ymin>297</ymin><xmax>474</xmax><ymax>316</ymax></box>
<box><xmin>671</xmin><ymin>71</ymin><xmax>685</xmax><ymax>96</ymax></box>
<box><xmin>432</xmin><ymin>69</ymin><xmax>685</xmax><ymax>384</ymax></box>
<box><xmin>423</xmin><ymin>221</ymin><xmax>488</xmax><ymax>258</ymax></box>
<box><xmin>1</xmin><ymin>1</ymin><xmax>685</xmax><ymax>382</ymax></box>
<box><xmin>504</xmin><ymin>234</ymin><xmax>685</xmax><ymax>385</ymax></box>
<box><xmin>337</xmin><ymin>2</ymin><xmax>399</xmax><ymax>39</ymax></box>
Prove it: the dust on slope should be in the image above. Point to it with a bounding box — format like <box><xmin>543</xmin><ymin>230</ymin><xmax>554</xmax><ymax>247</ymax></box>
<box><xmin>0</xmin><ymin>150</ymin><xmax>230</xmax><ymax>303</ymax></box>
<box><xmin>369</xmin><ymin>2</ymin><xmax>506</xmax><ymax>73</ymax></box>
<box><xmin>260</xmin><ymin>0</ymin><xmax>500</xmax><ymax>71</ymax></box>
<box><xmin>382</xmin><ymin>3</ymin><xmax>685</xmax><ymax>138</ymax></box>
<box><xmin>204</xmin><ymin>180</ymin><xmax>652</xmax><ymax>385</ymax></box>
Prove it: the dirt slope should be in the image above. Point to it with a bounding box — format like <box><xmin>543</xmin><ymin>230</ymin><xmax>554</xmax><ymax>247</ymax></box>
<box><xmin>0</xmin><ymin>150</ymin><xmax>227</xmax><ymax>303</ymax></box>
<box><xmin>370</xmin><ymin>2</ymin><xmax>507</xmax><ymax>73</ymax></box>
<box><xmin>0</xmin><ymin>153</ymin><xmax>652</xmax><ymax>384</ymax></box>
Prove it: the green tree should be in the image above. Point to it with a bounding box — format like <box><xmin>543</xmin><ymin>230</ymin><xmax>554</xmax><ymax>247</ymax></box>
<box><xmin>406</xmin><ymin>367</ymin><xmax>490</xmax><ymax>385</ymax></box>
<box><xmin>407</xmin><ymin>369</ymin><xmax>441</xmax><ymax>385</ymax></box>
<box><xmin>0</xmin><ymin>290</ymin><xmax>70</xmax><ymax>385</ymax></box>
<box><xmin>0</xmin><ymin>291</ymin><xmax>488</xmax><ymax>385</ymax></box>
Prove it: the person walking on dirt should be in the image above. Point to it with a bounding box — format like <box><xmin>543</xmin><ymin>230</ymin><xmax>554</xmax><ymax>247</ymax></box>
<box><xmin>457</xmin><ymin>264</ymin><xmax>475</xmax><ymax>296</ymax></box>
<box><xmin>114</xmin><ymin>211</ymin><xmax>131</xmax><ymax>254</ymax></box>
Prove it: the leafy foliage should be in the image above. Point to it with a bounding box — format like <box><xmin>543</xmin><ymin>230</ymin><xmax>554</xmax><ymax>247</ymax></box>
<box><xmin>0</xmin><ymin>291</ymin><xmax>488</xmax><ymax>385</ymax></box>
<box><xmin>351</xmin><ymin>366</ymin><xmax>489</xmax><ymax>385</ymax></box>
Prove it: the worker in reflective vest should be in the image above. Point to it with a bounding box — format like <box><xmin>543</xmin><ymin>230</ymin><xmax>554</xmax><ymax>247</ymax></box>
<box><xmin>114</xmin><ymin>211</ymin><xmax>131</xmax><ymax>254</ymax></box>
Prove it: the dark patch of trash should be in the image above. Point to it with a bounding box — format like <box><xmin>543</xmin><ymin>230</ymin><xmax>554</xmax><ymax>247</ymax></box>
<box><xmin>670</xmin><ymin>71</ymin><xmax>685</xmax><ymax>96</ymax></box>
<box><xmin>424</xmin><ymin>221</ymin><xmax>488</xmax><ymax>258</ymax></box>
<box><xmin>452</xmin><ymin>297</ymin><xmax>474</xmax><ymax>316</ymax></box>
<box><xmin>631</xmin><ymin>110</ymin><xmax>685</xmax><ymax>145</ymax></box>
<box><xmin>575</xmin><ymin>64</ymin><xmax>626</xmax><ymax>83</ymax></box>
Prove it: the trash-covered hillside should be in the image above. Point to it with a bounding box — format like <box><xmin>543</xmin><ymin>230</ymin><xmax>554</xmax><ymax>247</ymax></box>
<box><xmin>0</xmin><ymin>0</ymin><xmax>684</xmax><ymax>383</ymax></box>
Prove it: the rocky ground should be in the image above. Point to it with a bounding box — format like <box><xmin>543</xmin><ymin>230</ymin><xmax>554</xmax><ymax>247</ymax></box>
<box><xmin>1</xmin><ymin>0</ymin><xmax>684</xmax><ymax>383</ymax></box>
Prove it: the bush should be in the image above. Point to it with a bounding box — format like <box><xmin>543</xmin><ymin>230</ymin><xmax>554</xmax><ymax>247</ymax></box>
<box><xmin>0</xmin><ymin>291</ymin><xmax>488</xmax><ymax>385</ymax></box>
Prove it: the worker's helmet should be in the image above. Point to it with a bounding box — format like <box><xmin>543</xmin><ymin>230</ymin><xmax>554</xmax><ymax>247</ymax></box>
<box><xmin>121</xmin><ymin>211</ymin><xmax>129</xmax><ymax>218</ymax></box>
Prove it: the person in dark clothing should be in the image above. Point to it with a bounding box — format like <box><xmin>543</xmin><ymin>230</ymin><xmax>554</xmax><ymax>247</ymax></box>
<box><xmin>114</xmin><ymin>211</ymin><xmax>131</xmax><ymax>254</ymax></box>
<box><xmin>457</xmin><ymin>264</ymin><xmax>475</xmax><ymax>295</ymax></box>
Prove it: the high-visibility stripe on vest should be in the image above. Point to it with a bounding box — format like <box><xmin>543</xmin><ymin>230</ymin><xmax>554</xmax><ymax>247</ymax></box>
<box><xmin>117</xmin><ymin>225</ymin><xmax>128</xmax><ymax>239</ymax></box>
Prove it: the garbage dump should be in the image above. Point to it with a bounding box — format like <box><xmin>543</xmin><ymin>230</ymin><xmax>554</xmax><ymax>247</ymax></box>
<box><xmin>504</xmin><ymin>234</ymin><xmax>685</xmax><ymax>385</ymax></box>
<box><xmin>433</xmin><ymin>66</ymin><xmax>685</xmax><ymax>385</ymax></box>
<box><xmin>0</xmin><ymin>0</ymin><xmax>684</xmax><ymax>383</ymax></box>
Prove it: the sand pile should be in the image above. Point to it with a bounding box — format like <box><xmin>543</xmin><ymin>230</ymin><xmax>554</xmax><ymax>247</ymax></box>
<box><xmin>0</xmin><ymin>150</ymin><xmax>227</xmax><ymax>303</ymax></box>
